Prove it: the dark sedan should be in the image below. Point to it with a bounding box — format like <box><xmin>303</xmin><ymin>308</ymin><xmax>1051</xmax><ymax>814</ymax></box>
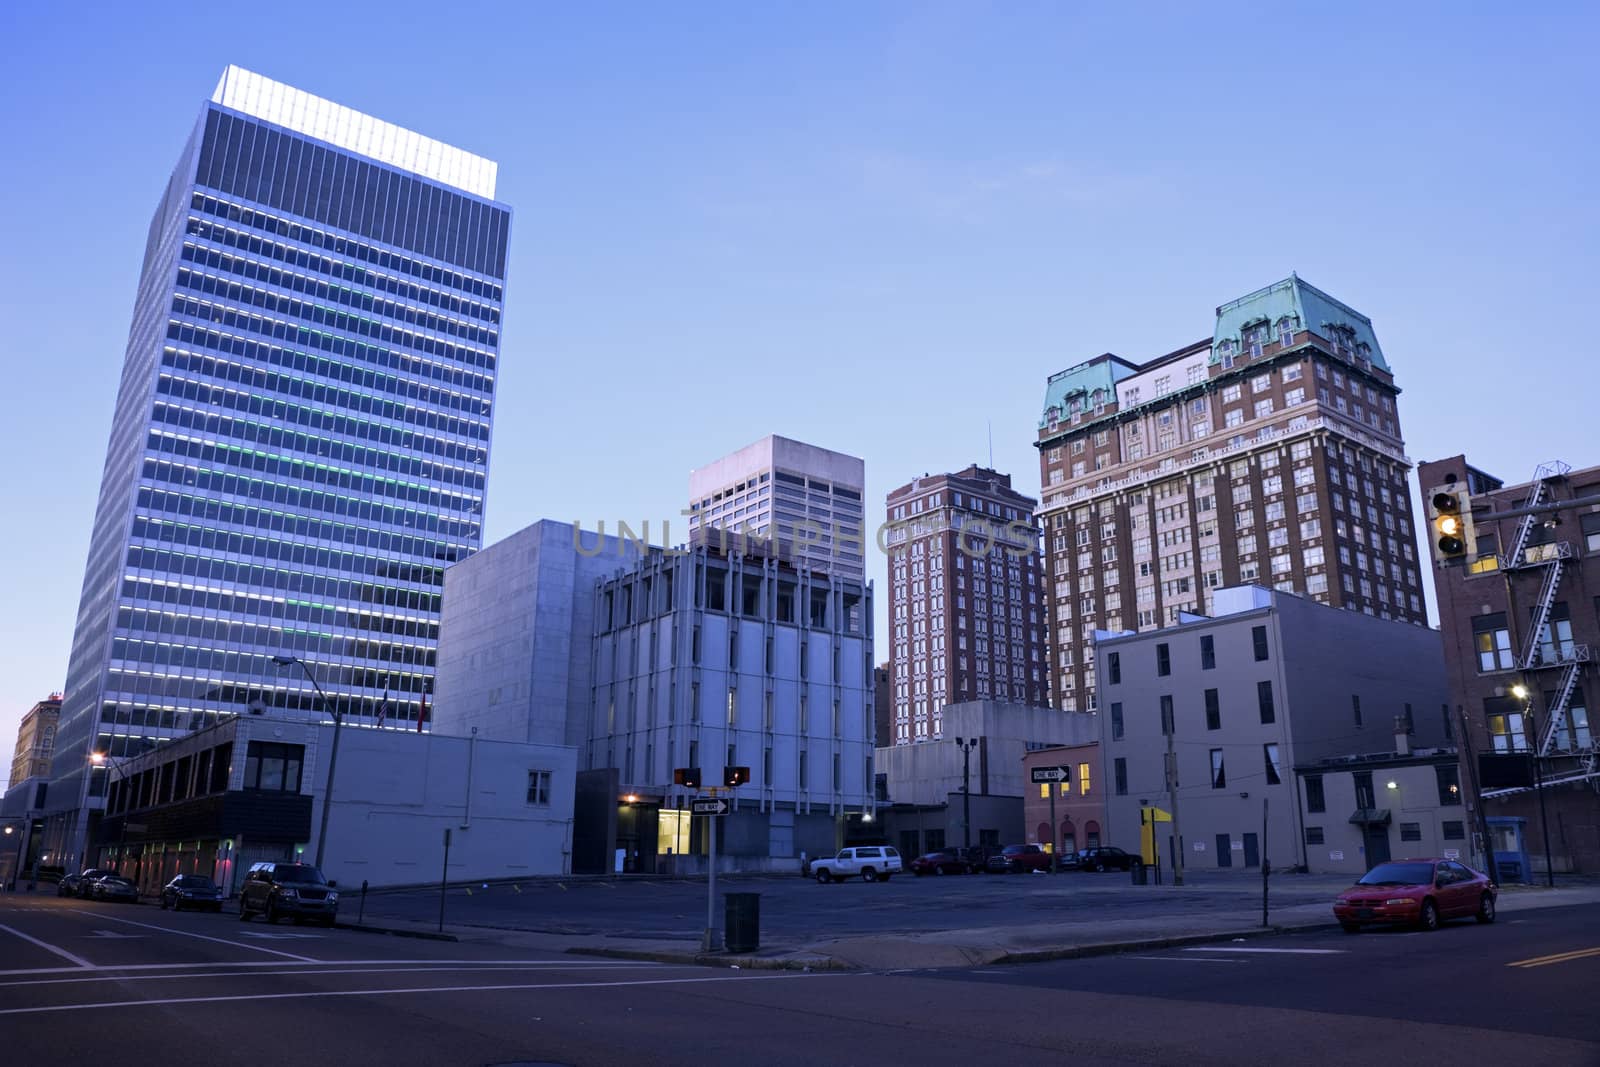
<box><xmin>161</xmin><ymin>873</ymin><xmax>225</xmax><ymax>911</ymax></box>
<box><xmin>910</xmin><ymin>849</ymin><xmax>973</xmax><ymax>876</ymax></box>
<box><xmin>1076</xmin><ymin>846</ymin><xmax>1137</xmax><ymax>872</ymax></box>
<box><xmin>90</xmin><ymin>875</ymin><xmax>139</xmax><ymax>903</ymax></box>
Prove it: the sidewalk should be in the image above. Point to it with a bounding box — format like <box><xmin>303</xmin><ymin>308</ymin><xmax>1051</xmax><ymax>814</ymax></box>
<box><xmin>341</xmin><ymin>876</ymin><xmax>1600</xmax><ymax>972</ymax></box>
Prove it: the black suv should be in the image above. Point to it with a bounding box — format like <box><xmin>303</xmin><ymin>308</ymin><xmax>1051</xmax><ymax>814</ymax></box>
<box><xmin>238</xmin><ymin>861</ymin><xmax>339</xmax><ymax>925</ymax></box>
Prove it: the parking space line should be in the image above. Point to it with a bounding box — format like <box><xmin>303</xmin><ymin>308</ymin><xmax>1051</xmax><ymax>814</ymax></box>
<box><xmin>1508</xmin><ymin>946</ymin><xmax>1600</xmax><ymax>969</ymax></box>
<box><xmin>0</xmin><ymin>923</ymin><xmax>94</xmax><ymax>968</ymax></box>
<box><xmin>1182</xmin><ymin>947</ymin><xmax>1346</xmax><ymax>955</ymax></box>
<box><xmin>0</xmin><ymin>970</ymin><xmax>830</xmax><ymax>1017</ymax></box>
<box><xmin>0</xmin><ymin>957</ymin><xmax>662</xmax><ymax>978</ymax></box>
<box><xmin>63</xmin><ymin>910</ymin><xmax>317</xmax><ymax>961</ymax></box>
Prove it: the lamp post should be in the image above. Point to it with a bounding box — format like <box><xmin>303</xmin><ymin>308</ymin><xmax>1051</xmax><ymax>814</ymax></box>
<box><xmin>274</xmin><ymin>655</ymin><xmax>341</xmax><ymax>870</ymax></box>
<box><xmin>89</xmin><ymin>751</ymin><xmax>133</xmax><ymax>874</ymax></box>
<box><xmin>1511</xmin><ymin>684</ymin><xmax>1556</xmax><ymax>887</ymax></box>
<box><xmin>4</xmin><ymin>823</ymin><xmax>22</xmax><ymax>891</ymax></box>
<box><xmin>954</xmin><ymin>736</ymin><xmax>979</xmax><ymax>849</ymax></box>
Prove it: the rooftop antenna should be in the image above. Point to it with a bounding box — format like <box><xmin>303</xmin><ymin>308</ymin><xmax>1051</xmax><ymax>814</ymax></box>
<box><xmin>987</xmin><ymin>420</ymin><xmax>993</xmax><ymax>468</ymax></box>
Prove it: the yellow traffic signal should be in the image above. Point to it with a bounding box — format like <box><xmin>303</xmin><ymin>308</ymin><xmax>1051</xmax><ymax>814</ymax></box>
<box><xmin>1427</xmin><ymin>484</ymin><xmax>1475</xmax><ymax>565</ymax></box>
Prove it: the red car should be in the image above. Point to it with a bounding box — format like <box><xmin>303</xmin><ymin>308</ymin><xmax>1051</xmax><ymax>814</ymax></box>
<box><xmin>991</xmin><ymin>844</ymin><xmax>1053</xmax><ymax>874</ymax></box>
<box><xmin>1333</xmin><ymin>858</ymin><xmax>1497</xmax><ymax>933</ymax></box>
<box><xmin>909</xmin><ymin>849</ymin><xmax>973</xmax><ymax>876</ymax></box>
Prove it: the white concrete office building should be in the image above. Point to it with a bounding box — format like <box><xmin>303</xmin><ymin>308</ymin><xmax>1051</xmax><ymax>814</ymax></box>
<box><xmin>688</xmin><ymin>435</ymin><xmax>867</xmax><ymax>582</ymax></box>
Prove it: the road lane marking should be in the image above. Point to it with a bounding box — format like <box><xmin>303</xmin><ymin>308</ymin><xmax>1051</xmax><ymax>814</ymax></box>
<box><xmin>86</xmin><ymin>930</ymin><xmax>144</xmax><ymax>939</ymax></box>
<box><xmin>63</xmin><ymin>910</ymin><xmax>317</xmax><ymax>961</ymax></box>
<box><xmin>1182</xmin><ymin>947</ymin><xmax>1347</xmax><ymax>955</ymax></box>
<box><xmin>1126</xmin><ymin>955</ymin><xmax>1248</xmax><ymax>963</ymax></box>
<box><xmin>0</xmin><ymin>957</ymin><xmax>665</xmax><ymax>978</ymax></box>
<box><xmin>1508</xmin><ymin>946</ymin><xmax>1600</xmax><ymax>969</ymax></box>
<box><xmin>0</xmin><ymin>962</ymin><xmax>669</xmax><ymax>989</ymax></box>
<box><xmin>0</xmin><ymin>970</ymin><xmax>831</xmax><ymax>1016</ymax></box>
<box><xmin>0</xmin><ymin>923</ymin><xmax>94</xmax><ymax>968</ymax></box>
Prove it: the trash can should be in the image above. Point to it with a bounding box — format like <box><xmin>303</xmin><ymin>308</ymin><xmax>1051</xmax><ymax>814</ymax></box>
<box><xmin>724</xmin><ymin>892</ymin><xmax>760</xmax><ymax>952</ymax></box>
<box><xmin>1131</xmin><ymin>859</ymin><xmax>1147</xmax><ymax>885</ymax></box>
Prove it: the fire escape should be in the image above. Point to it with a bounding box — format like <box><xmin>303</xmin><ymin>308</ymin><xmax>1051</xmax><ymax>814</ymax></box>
<box><xmin>1498</xmin><ymin>461</ymin><xmax>1597</xmax><ymax>791</ymax></box>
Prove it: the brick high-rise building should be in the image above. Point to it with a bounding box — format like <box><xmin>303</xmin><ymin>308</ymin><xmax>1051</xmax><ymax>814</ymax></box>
<box><xmin>8</xmin><ymin>695</ymin><xmax>62</xmax><ymax>792</ymax></box>
<box><xmin>1035</xmin><ymin>275</ymin><xmax>1426</xmax><ymax>711</ymax></box>
<box><xmin>884</xmin><ymin>466</ymin><xmax>1046</xmax><ymax>744</ymax></box>
<box><xmin>1418</xmin><ymin>455</ymin><xmax>1600</xmax><ymax>877</ymax></box>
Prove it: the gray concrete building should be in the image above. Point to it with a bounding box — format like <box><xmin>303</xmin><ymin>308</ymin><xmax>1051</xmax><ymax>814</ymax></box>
<box><xmin>432</xmin><ymin>520</ymin><xmax>644</xmax><ymax>748</ymax></box>
<box><xmin>1097</xmin><ymin>586</ymin><xmax>1448</xmax><ymax>875</ymax></box>
<box><xmin>588</xmin><ymin>538</ymin><xmax>875</xmax><ymax>873</ymax></box>
<box><xmin>875</xmin><ymin>699</ymin><xmax>1099</xmax><ymax>856</ymax></box>
<box><xmin>91</xmin><ymin>711</ymin><xmax>577</xmax><ymax>894</ymax></box>
<box><xmin>688</xmin><ymin>435</ymin><xmax>867</xmax><ymax>582</ymax></box>
<box><xmin>1295</xmin><ymin>747</ymin><xmax>1468</xmax><ymax>877</ymax></box>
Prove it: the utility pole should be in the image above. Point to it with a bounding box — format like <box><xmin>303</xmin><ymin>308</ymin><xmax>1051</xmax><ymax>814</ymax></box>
<box><xmin>703</xmin><ymin>794</ymin><xmax>719</xmax><ymax>952</ymax></box>
<box><xmin>1047</xmin><ymin>770</ymin><xmax>1058</xmax><ymax>873</ymax></box>
<box><xmin>1260</xmin><ymin>795</ymin><xmax>1270</xmax><ymax>927</ymax></box>
<box><xmin>1459</xmin><ymin>705</ymin><xmax>1495</xmax><ymax>874</ymax></box>
<box><xmin>1165</xmin><ymin>723</ymin><xmax>1184</xmax><ymax>886</ymax></box>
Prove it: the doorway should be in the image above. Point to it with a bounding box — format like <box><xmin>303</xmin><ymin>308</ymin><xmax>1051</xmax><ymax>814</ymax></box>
<box><xmin>1243</xmin><ymin>832</ymin><xmax>1259</xmax><ymax>868</ymax></box>
<box><xmin>1364</xmin><ymin>825</ymin><xmax>1391</xmax><ymax>868</ymax></box>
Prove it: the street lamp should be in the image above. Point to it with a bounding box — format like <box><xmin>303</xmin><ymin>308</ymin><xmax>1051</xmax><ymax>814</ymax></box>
<box><xmin>273</xmin><ymin>655</ymin><xmax>342</xmax><ymax>870</ymax></box>
<box><xmin>89</xmin><ymin>750</ymin><xmax>134</xmax><ymax>874</ymax></box>
<box><xmin>954</xmin><ymin>736</ymin><xmax>979</xmax><ymax>849</ymax></box>
<box><xmin>3</xmin><ymin>823</ymin><xmax>20</xmax><ymax>891</ymax></box>
<box><xmin>1511</xmin><ymin>683</ymin><xmax>1555</xmax><ymax>887</ymax></box>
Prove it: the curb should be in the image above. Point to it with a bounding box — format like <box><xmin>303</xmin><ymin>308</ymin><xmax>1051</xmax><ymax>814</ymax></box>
<box><xmin>335</xmin><ymin>921</ymin><xmax>458</xmax><ymax>942</ymax></box>
<box><xmin>565</xmin><ymin>946</ymin><xmax>851</xmax><ymax>972</ymax></box>
<box><xmin>989</xmin><ymin>920</ymin><xmax>1338</xmax><ymax>965</ymax></box>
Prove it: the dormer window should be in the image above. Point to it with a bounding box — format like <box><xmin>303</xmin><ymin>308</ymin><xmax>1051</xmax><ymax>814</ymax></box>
<box><xmin>1278</xmin><ymin>318</ymin><xmax>1296</xmax><ymax>347</ymax></box>
<box><xmin>1217</xmin><ymin>339</ymin><xmax>1236</xmax><ymax>369</ymax></box>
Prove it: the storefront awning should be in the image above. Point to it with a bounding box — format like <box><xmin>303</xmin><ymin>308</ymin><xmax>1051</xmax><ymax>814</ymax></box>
<box><xmin>1348</xmin><ymin>808</ymin><xmax>1392</xmax><ymax>826</ymax></box>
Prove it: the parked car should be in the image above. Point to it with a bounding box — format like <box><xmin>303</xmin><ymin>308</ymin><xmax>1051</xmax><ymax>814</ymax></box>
<box><xmin>90</xmin><ymin>874</ymin><xmax>139</xmax><ymax>903</ymax></box>
<box><xmin>1054</xmin><ymin>850</ymin><xmax>1081</xmax><ymax>871</ymax></box>
<box><xmin>910</xmin><ymin>849</ymin><xmax>972</xmax><ymax>876</ymax></box>
<box><xmin>58</xmin><ymin>868</ymin><xmax>113</xmax><ymax>898</ymax></box>
<box><xmin>1334</xmin><ymin>859</ymin><xmax>1496</xmax><ymax>933</ymax></box>
<box><xmin>811</xmin><ymin>846</ymin><xmax>902</xmax><ymax>883</ymax></box>
<box><xmin>1076</xmin><ymin>846</ymin><xmax>1137</xmax><ymax>872</ymax></box>
<box><xmin>990</xmin><ymin>844</ymin><xmax>1052</xmax><ymax>874</ymax></box>
<box><xmin>161</xmin><ymin>873</ymin><xmax>225</xmax><ymax>912</ymax></box>
<box><xmin>238</xmin><ymin>861</ymin><xmax>340</xmax><ymax>925</ymax></box>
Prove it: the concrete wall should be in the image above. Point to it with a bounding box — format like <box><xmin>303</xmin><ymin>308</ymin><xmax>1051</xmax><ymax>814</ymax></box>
<box><xmin>1295</xmin><ymin>758</ymin><xmax>1470</xmax><ymax>876</ymax></box>
<box><xmin>434</xmin><ymin>519</ymin><xmax>643</xmax><ymax>748</ymax></box>
<box><xmin>874</xmin><ymin>700</ymin><xmax>1099</xmax><ymax>806</ymax></box>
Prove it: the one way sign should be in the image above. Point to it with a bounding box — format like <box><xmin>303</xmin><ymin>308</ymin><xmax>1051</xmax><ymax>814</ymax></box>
<box><xmin>1030</xmin><ymin>766</ymin><xmax>1072</xmax><ymax>784</ymax></box>
<box><xmin>691</xmin><ymin>798</ymin><xmax>730</xmax><ymax>816</ymax></box>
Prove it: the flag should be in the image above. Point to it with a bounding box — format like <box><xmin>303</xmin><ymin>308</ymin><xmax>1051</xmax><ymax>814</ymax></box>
<box><xmin>374</xmin><ymin>688</ymin><xmax>390</xmax><ymax>729</ymax></box>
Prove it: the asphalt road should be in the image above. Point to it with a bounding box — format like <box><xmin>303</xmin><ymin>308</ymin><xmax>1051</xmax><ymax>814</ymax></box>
<box><xmin>359</xmin><ymin>867</ymin><xmax>1352</xmax><ymax>942</ymax></box>
<box><xmin>3</xmin><ymin>894</ymin><xmax>1596</xmax><ymax>1065</ymax></box>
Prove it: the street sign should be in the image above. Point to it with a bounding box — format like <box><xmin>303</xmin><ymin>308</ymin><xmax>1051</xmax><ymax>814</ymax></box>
<box><xmin>1030</xmin><ymin>766</ymin><xmax>1071</xmax><ymax>784</ymax></box>
<box><xmin>691</xmin><ymin>798</ymin><xmax>730</xmax><ymax>816</ymax></box>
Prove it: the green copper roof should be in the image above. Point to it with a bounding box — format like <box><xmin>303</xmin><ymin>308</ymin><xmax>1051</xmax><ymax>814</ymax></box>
<box><xmin>1214</xmin><ymin>273</ymin><xmax>1387</xmax><ymax>372</ymax></box>
<box><xmin>1038</xmin><ymin>356</ymin><xmax>1136</xmax><ymax>428</ymax></box>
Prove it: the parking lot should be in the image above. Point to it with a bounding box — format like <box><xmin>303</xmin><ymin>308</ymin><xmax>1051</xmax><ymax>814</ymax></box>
<box><xmin>357</xmin><ymin>867</ymin><xmax>1355</xmax><ymax>945</ymax></box>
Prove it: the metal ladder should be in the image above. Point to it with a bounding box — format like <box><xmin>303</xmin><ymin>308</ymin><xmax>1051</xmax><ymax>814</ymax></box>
<box><xmin>1538</xmin><ymin>661</ymin><xmax>1583</xmax><ymax>755</ymax></box>
<box><xmin>1519</xmin><ymin>558</ymin><xmax>1566</xmax><ymax>669</ymax></box>
<box><xmin>1502</xmin><ymin>460</ymin><xmax>1571</xmax><ymax>568</ymax></box>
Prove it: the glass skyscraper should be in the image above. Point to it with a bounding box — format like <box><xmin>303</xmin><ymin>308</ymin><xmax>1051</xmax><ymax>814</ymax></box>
<box><xmin>46</xmin><ymin>67</ymin><xmax>510</xmax><ymax>866</ymax></box>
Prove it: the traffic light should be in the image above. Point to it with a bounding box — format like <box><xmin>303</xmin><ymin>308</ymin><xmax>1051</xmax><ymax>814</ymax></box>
<box><xmin>674</xmin><ymin>767</ymin><xmax>701</xmax><ymax>789</ymax></box>
<box><xmin>724</xmin><ymin>766</ymin><xmax>750</xmax><ymax>787</ymax></box>
<box><xmin>1426</xmin><ymin>483</ymin><xmax>1476</xmax><ymax>565</ymax></box>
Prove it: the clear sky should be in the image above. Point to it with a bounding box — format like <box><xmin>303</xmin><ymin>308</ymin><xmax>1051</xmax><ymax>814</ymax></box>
<box><xmin>2</xmin><ymin>1</ymin><xmax>1597</xmax><ymax>790</ymax></box>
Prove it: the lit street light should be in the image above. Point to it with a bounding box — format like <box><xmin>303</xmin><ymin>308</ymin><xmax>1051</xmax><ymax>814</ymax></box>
<box><xmin>273</xmin><ymin>655</ymin><xmax>342</xmax><ymax>870</ymax></box>
<box><xmin>1511</xmin><ymin>683</ymin><xmax>1555</xmax><ymax>887</ymax></box>
<box><xmin>89</xmin><ymin>750</ymin><xmax>134</xmax><ymax>874</ymax></box>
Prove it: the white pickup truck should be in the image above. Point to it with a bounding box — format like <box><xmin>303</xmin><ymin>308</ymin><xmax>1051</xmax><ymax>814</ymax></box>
<box><xmin>810</xmin><ymin>846</ymin><xmax>902</xmax><ymax>883</ymax></box>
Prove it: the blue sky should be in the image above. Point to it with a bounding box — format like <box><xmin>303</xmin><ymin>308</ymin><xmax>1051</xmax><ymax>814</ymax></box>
<box><xmin>2</xmin><ymin>1</ymin><xmax>1597</xmax><ymax>787</ymax></box>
